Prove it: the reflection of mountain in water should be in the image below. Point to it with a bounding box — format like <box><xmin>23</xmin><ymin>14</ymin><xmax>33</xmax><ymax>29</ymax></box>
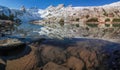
<box><xmin>13</xmin><ymin>22</ymin><xmax>43</xmax><ymax>38</ymax></box>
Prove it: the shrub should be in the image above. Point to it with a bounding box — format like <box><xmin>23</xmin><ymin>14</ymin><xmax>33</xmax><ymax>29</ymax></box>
<box><xmin>0</xmin><ymin>13</ymin><xmax>15</xmax><ymax>21</ymax></box>
<box><xmin>86</xmin><ymin>23</ymin><xmax>98</xmax><ymax>27</ymax></box>
<box><xmin>86</xmin><ymin>15</ymin><xmax>90</xmax><ymax>18</ymax></box>
<box><xmin>86</xmin><ymin>27</ymin><xmax>89</xmax><ymax>31</ymax></box>
<box><xmin>14</xmin><ymin>19</ymin><xmax>22</xmax><ymax>26</ymax></box>
<box><xmin>112</xmin><ymin>24</ymin><xmax>120</xmax><ymax>27</ymax></box>
<box><xmin>103</xmin><ymin>12</ymin><xmax>108</xmax><ymax>16</ymax></box>
<box><xmin>112</xmin><ymin>18</ymin><xmax>120</xmax><ymax>22</ymax></box>
<box><xmin>0</xmin><ymin>13</ymin><xmax>9</xmax><ymax>20</ymax></box>
<box><xmin>9</xmin><ymin>14</ymin><xmax>15</xmax><ymax>21</ymax></box>
<box><xmin>86</xmin><ymin>18</ymin><xmax>98</xmax><ymax>22</ymax></box>
<box><xmin>59</xmin><ymin>18</ymin><xmax>64</xmax><ymax>26</ymax></box>
<box><xmin>76</xmin><ymin>18</ymin><xmax>79</xmax><ymax>21</ymax></box>
<box><xmin>76</xmin><ymin>24</ymin><xmax>79</xmax><ymax>27</ymax></box>
<box><xmin>105</xmin><ymin>24</ymin><xmax>110</xmax><ymax>27</ymax></box>
<box><xmin>105</xmin><ymin>18</ymin><xmax>110</xmax><ymax>22</ymax></box>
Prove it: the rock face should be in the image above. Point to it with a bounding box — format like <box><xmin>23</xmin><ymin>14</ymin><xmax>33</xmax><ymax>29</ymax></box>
<box><xmin>0</xmin><ymin>5</ymin><xmax>41</xmax><ymax>22</ymax></box>
<box><xmin>37</xmin><ymin>1</ymin><xmax>120</xmax><ymax>23</ymax></box>
<box><xmin>35</xmin><ymin>38</ymin><xmax>120</xmax><ymax>70</ymax></box>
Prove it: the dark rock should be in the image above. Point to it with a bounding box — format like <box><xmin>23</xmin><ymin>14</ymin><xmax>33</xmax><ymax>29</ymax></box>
<box><xmin>0</xmin><ymin>59</ymin><xmax>5</xmax><ymax>70</ymax></box>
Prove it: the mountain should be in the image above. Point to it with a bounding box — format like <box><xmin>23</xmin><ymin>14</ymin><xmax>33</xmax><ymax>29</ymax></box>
<box><xmin>104</xmin><ymin>1</ymin><xmax>120</xmax><ymax>7</ymax></box>
<box><xmin>0</xmin><ymin>5</ymin><xmax>11</xmax><ymax>16</ymax></box>
<box><xmin>37</xmin><ymin>1</ymin><xmax>120</xmax><ymax>23</ymax></box>
<box><xmin>0</xmin><ymin>5</ymin><xmax>41</xmax><ymax>22</ymax></box>
<box><xmin>0</xmin><ymin>1</ymin><xmax>120</xmax><ymax>22</ymax></box>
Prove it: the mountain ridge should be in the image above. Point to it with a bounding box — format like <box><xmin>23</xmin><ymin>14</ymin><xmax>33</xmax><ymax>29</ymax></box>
<box><xmin>0</xmin><ymin>1</ymin><xmax>120</xmax><ymax>22</ymax></box>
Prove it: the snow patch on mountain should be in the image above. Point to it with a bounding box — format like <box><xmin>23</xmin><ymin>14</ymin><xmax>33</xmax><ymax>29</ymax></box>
<box><xmin>37</xmin><ymin>1</ymin><xmax>120</xmax><ymax>19</ymax></box>
<box><xmin>0</xmin><ymin>5</ymin><xmax>11</xmax><ymax>16</ymax></box>
<box><xmin>0</xmin><ymin>5</ymin><xmax>41</xmax><ymax>22</ymax></box>
<box><xmin>0</xmin><ymin>1</ymin><xmax>120</xmax><ymax>21</ymax></box>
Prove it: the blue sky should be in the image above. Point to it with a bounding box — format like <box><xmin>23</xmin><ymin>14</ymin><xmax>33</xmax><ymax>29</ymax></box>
<box><xmin>0</xmin><ymin>0</ymin><xmax>119</xmax><ymax>9</ymax></box>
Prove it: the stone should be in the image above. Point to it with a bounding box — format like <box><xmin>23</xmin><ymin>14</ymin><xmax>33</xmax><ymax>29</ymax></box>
<box><xmin>43</xmin><ymin>62</ymin><xmax>69</xmax><ymax>70</ymax></box>
<box><xmin>37</xmin><ymin>45</ymin><xmax>66</xmax><ymax>65</ymax></box>
<box><xmin>66</xmin><ymin>56</ymin><xmax>84</xmax><ymax>70</ymax></box>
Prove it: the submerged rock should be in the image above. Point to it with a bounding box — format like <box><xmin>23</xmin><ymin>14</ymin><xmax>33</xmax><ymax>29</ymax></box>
<box><xmin>43</xmin><ymin>62</ymin><xmax>69</xmax><ymax>70</ymax></box>
<box><xmin>36</xmin><ymin>45</ymin><xmax>66</xmax><ymax>65</ymax></box>
<box><xmin>65</xmin><ymin>56</ymin><xmax>84</xmax><ymax>70</ymax></box>
<box><xmin>35</xmin><ymin>38</ymin><xmax>120</xmax><ymax>70</ymax></box>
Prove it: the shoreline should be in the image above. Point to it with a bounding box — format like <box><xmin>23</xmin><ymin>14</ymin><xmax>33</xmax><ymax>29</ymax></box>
<box><xmin>74</xmin><ymin>37</ymin><xmax>120</xmax><ymax>43</ymax></box>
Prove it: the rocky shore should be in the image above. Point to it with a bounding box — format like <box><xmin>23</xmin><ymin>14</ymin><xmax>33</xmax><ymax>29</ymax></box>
<box><xmin>1</xmin><ymin>38</ymin><xmax>120</xmax><ymax>70</ymax></box>
<box><xmin>34</xmin><ymin>38</ymin><xmax>120</xmax><ymax>70</ymax></box>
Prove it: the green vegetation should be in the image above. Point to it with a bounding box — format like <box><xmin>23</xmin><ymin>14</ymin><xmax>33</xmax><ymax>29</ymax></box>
<box><xmin>112</xmin><ymin>18</ymin><xmax>120</xmax><ymax>22</ymax></box>
<box><xmin>102</xmin><ymin>8</ymin><xmax>108</xmax><ymax>17</ymax></box>
<box><xmin>85</xmin><ymin>27</ymin><xmax>89</xmax><ymax>31</ymax></box>
<box><xmin>112</xmin><ymin>24</ymin><xmax>120</xmax><ymax>27</ymax></box>
<box><xmin>86</xmin><ymin>15</ymin><xmax>90</xmax><ymax>19</ymax></box>
<box><xmin>0</xmin><ymin>13</ymin><xmax>15</xmax><ymax>21</ymax></box>
<box><xmin>15</xmin><ymin>19</ymin><xmax>21</xmax><ymax>23</ymax></box>
<box><xmin>0</xmin><ymin>13</ymin><xmax>21</xmax><ymax>24</ymax></box>
<box><xmin>9</xmin><ymin>14</ymin><xmax>14</xmax><ymax>21</ymax></box>
<box><xmin>86</xmin><ymin>23</ymin><xmax>98</xmax><ymax>27</ymax></box>
<box><xmin>76</xmin><ymin>24</ymin><xmax>79</xmax><ymax>27</ymax></box>
<box><xmin>105</xmin><ymin>24</ymin><xmax>110</xmax><ymax>27</ymax></box>
<box><xmin>76</xmin><ymin>18</ymin><xmax>79</xmax><ymax>21</ymax></box>
<box><xmin>0</xmin><ymin>13</ymin><xmax>9</xmax><ymax>20</ymax></box>
<box><xmin>105</xmin><ymin>18</ymin><xmax>110</xmax><ymax>22</ymax></box>
<box><xmin>86</xmin><ymin>18</ymin><xmax>98</xmax><ymax>22</ymax></box>
<box><xmin>103</xmin><ymin>12</ymin><xmax>108</xmax><ymax>16</ymax></box>
<box><xmin>59</xmin><ymin>18</ymin><xmax>64</xmax><ymax>26</ymax></box>
<box><xmin>70</xmin><ymin>18</ymin><xmax>79</xmax><ymax>22</ymax></box>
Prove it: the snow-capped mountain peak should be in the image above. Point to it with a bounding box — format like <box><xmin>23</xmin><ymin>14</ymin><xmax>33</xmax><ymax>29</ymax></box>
<box><xmin>104</xmin><ymin>1</ymin><xmax>120</xmax><ymax>7</ymax></box>
<box><xmin>0</xmin><ymin>1</ymin><xmax>120</xmax><ymax>22</ymax></box>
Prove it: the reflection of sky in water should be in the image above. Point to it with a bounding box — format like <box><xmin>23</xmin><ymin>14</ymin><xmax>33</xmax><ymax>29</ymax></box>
<box><xmin>13</xmin><ymin>22</ymin><xmax>42</xmax><ymax>38</ymax></box>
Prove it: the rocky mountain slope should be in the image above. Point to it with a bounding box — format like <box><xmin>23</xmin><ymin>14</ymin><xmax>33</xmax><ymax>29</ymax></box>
<box><xmin>1</xmin><ymin>1</ymin><xmax>120</xmax><ymax>22</ymax></box>
<box><xmin>30</xmin><ymin>1</ymin><xmax>120</xmax><ymax>41</ymax></box>
<box><xmin>0</xmin><ymin>5</ymin><xmax>41</xmax><ymax>22</ymax></box>
<box><xmin>37</xmin><ymin>1</ymin><xmax>120</xmax><ymax>23</ymax></box>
